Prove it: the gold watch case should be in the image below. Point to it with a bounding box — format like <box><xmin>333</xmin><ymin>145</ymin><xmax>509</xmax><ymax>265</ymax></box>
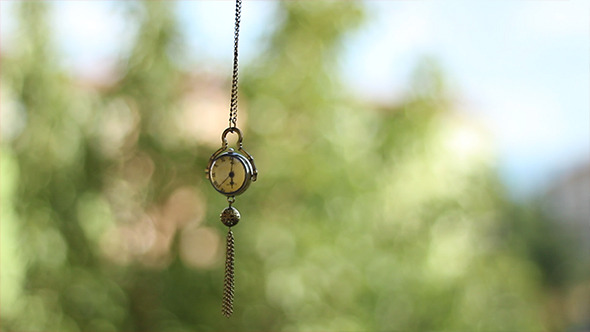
<box><xmin>209</xmin><ymin>149</ymin><xmax>253</xmax><ymax>196</ymax></box>
<box><xmin>205</xmin><ymin>127</ymin><xmax>258</xmax><ymax>197</ymax></box>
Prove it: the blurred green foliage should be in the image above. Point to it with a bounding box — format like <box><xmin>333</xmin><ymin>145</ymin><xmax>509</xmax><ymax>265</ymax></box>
<box><xmin>0</xmin><ymin>1</ymin><xmax>581</xmax><ymax>331</ymax></box>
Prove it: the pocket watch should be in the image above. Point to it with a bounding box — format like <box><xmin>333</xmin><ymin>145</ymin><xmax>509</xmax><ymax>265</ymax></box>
<box><xmin>206</xmin><ymin>127</ymin><xmax>257</xmax><ymax>198</ymax></box>
<box><xmin>209</xmin><ymin>150</ymin><xmax>252</xmax><ymax>196</ymax></box>
<box><xmin>203</xmin><ymin>0</ymin><xmax>259</xmax><ymax>318</ymax></box>
<box><xmin>205</xmin><ymin>127</ymin><xmax>257</xmax><ymax>318</ymax></box>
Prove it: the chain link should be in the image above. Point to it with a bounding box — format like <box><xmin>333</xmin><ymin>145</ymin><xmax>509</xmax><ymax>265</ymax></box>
<box><xmin>228</xmin><ymin>0</ymin><xmax>242</xmax><ymax>129</ymax></box>
<box><xmin>221</xmin><ymin>229</ymin><xmax>235</xmax><ymax>318</ymax></box>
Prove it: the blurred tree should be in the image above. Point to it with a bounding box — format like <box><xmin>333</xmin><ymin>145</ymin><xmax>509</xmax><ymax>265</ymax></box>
<box><xmin>0</xmin><ymin>1</ymin><xmax>576</xmax><ymax>332</ymax></box>
<box><xmin>242</xmin><ymin>16</ymin><xmax>545</xmax><ymax>327</ymax></box>
<box><xmin>100</xmin><ymin>2</ymin><xmax>223</xmax><ymax>330</ymax></box>
<box><xmin>1</xmin><ymin>2</ymin><xmax>121</xmax><ymax>331</ymax></box>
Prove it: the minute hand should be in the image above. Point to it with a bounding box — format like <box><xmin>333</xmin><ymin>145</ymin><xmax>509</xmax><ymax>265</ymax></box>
<box><xmin>219</xmin><ymin>175</ymin><xmax>231</xmax><ymax>187</ymax></box>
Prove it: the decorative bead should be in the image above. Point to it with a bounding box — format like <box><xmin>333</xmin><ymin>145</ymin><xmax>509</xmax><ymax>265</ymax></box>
<box><xmin>220</xmin><ymin>206</ymin><xmax>240</xmax><ymax>227</ymax></box>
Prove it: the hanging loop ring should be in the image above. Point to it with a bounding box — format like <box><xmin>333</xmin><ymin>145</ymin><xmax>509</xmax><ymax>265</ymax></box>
<box><xmin>221</xmin><ymin>127</ymin><xmax>244</xmax><ymax>148</ymax></box>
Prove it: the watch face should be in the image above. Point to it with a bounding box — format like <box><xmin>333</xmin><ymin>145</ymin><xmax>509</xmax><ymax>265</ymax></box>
<box><xmin>210</xmin><ymin>152</ymin><xmax>251</xmax><ymax>196</ymax></box>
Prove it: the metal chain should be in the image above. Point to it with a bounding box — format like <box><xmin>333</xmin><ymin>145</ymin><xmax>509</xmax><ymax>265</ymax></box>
<box><xmin>221</xmin><ymin>1</ymin><xmax>241</xmax><ymax>318</ymax></box>
<box><xmin>221</xmin><ymin>229</ymin><xmax>236</xmax><ymax>318</ymax></box>
<box><xmin>228</xmin><ymin>0</ymin><xmax>242</xmax><ymax>129</ymax></box>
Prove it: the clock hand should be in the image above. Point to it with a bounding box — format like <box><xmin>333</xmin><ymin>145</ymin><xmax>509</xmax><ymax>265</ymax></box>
<box><xmin>228</xmin><ymin>159</ymin><xmax>236</xmax><ymax>188</ymax></box>
<box><xmin>219</xmin><ymin>175</ymin><xmax>231</xmax><ymax>187</ymax></box>
<box><xmin>229</xmin><ymin>166</ymin><xmax>237</xmax><ymax>188</ymax></box>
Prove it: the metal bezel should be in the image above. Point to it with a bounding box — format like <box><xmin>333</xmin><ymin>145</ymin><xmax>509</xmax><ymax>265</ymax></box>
<box><xmin>209</xmin><ymin>150</ymin><xmax>253</xmax><ymax>197</ymax></box>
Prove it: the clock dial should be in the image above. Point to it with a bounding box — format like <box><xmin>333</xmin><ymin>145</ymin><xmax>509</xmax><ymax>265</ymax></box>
<box><xmin>210</xmin><ymin>153</ymin><xmax>249</xmax><ymax>195</ymax></box>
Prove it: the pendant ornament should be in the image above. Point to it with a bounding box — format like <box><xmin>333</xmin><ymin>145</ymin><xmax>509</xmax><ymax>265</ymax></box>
<box><xmin>203</xmin><ymin>0</ymin><xmax>257</xmax><ymax>318</ymax></box>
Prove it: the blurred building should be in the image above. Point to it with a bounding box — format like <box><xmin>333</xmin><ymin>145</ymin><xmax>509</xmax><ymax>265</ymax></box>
<box><xmin>545</xmin><ymin>161</ymin><xmax>590</xmax><ymax>250</ymax></box>
<box><xmin>544</xmin><ymin>161</ymin><xmax>590</xmax><ymax>332</ymax></box>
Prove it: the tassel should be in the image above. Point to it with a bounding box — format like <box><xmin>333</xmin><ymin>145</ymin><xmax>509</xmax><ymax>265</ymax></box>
<box><xmin>222</xmin><ymin>229</ymin><xmax>235</xmax><ymax>318</ymax></box>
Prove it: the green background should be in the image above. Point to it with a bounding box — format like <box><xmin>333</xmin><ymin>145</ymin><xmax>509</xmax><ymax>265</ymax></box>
<box><xmin>1</xmin><ymin>2</ymin><xmax>586</xmax><ymax>331</ymax></box>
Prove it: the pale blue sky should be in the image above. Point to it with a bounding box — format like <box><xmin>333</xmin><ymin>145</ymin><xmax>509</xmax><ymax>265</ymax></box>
<box><xmin>1</xmin><ymin>1</ymin><xmax>588</xmax><ymax>199</ymax></box>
